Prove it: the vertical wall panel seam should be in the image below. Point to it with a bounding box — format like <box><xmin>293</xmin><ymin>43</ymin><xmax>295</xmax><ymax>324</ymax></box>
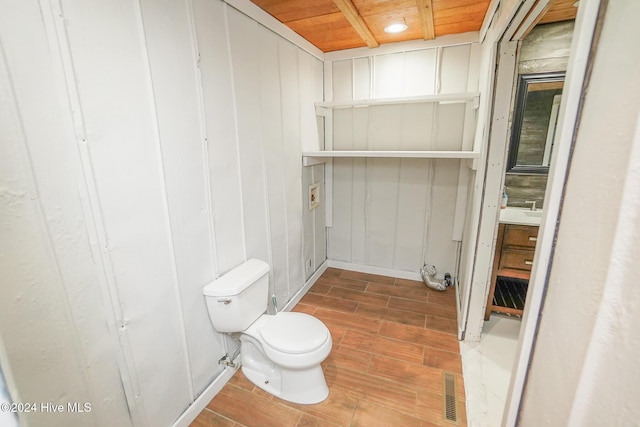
<box><xmin>276</xmin><ymin>41</ymin><xmax>292</xmax><ymax>298</ymax></box>
<box><xmin>364</xmin><ymin>58</ymin><xmax>373</xmax><ymax>264</ymax></box>
<box><xmin>186</xmin><ymin>0</ymin><xmax>219</xmax><ymax>279</ymax></box>
<box><xmin>257</xmin><ymin>35</ymin><xmax>276</xmax><ymax>308</ymax></box>
<box><xmin>422</xmin><ymin>159</ymin><xmax>435</xmax><ymax>265</ymax></box>
<box><xmin>132</xmin><ymin>0</ymin><xmax>194</xmax><ymax>402</ymax></box>
<box><xmin>368</xmin><ymin>56</ymin><xmax>374</xmax><ymax>99</ymax></box>
<box><xmin>391</xmin><ymin>158</ymin><xmax>402</xmax><ymax>269</ymax></box>
<box><xmin>422</xmin><ymin>103</ymin><xmax>439</xmax><ymax>265</ymax></box>
<box><xmin>261</xmin><ymin>148</ymin><xmax>274</xmax><ymax>269</ymax></box>
<box><xmin>342</xmin><ymin>59</ymin><xmax>358</xmax><ymax>262</ymax></box>
<box><xmin>371</xmin><ymin>55</ymin><xmax>377</xmax><ymax>98</ymax></box>
<box><xmin>467</xmin><ymin>43</ymin><xmax>473</xmax><ymax>92</ymax></box>
<box><xmin>391</xmin><ymin>106</ymin><xmax>405</xmax><ymax>269</ymax></box>
<box><xmin>223</xmin><ymin>3</ymin><xmax>248</xmax><ymax>263</ymax></box>
<box><xmin>254</xmin><ymin>40</ymin><xmax>274</xmax><ymax>281</ymax></box>
<box><xmin>311</xmin><ymin>166</ymin><xmax>316</xmax><ymax>270</ymax></box>
<box><xmin>349</xmin><ymin>75</ymin><xmax>356</xmax><ymax>263</ymax></box>
<box><xmin>392</xmin><ymin>51</ymin><xmax>408</xmax><ymax>268</ymax></box>
<box><xmin>364</xmin><ymin>107</ymin><xmax>373</xmax><ymax>263</ymax></box>
<box><xmin>435</xmin><ymin>47</ymin><xmax>443</xmax><ymax>94</ymax></box>
<box><xmin>402</xmin><ymin>52</ymin><xmax>407</xmax><ymax>96</ymax></box>
<box><xmin>260</xmin><ymin>128</ymin><xmax>275</xmax><ymax>301</ymax></box>
<box><xmin>350</xmin><ymin>58</ymin><xmax>355</xmax><ymax>100</ymax></box>
<box><xmin>296</xmin><ymin>51</ymin><xmax>306</xmax><ymax>282</ymax></box>
<box><xmin>38</xmin><ymin>1</ymin><xmax>143</xmax><ymax>424</ymax></box>
<box><xmin>322</xmin><ymin>61</ymin><xmax>333</xmax><ymax>228</ymax></box>
<box><xmin>291</xmin><ymin>44</ymin><xmax>303</xmax><ymax>296</ymax></box>
<box><xmin>0</xmin><ymin>19</ymin><xmax>96</xmax><ymax>411</ymax></box>
<box><xmin>349</xmin><ymin>157</ymin><xmax>354</xmax><ymax>263</ymax></box>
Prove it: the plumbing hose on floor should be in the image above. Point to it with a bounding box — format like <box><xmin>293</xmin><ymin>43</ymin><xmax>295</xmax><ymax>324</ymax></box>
<box><xmin>420</xmin><ymin>264</ymin><xmax>452</xmax><ymax>291</ymax></box>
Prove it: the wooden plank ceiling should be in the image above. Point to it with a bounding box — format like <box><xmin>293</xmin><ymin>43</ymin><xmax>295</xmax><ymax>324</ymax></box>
<box><xmin>539</xmin><ymin>0</ymin><xmax>579</xmax><ymax>25</ymax></box>
<box><xmin>250</xmin><ymin>0</ymin><xmax>578</xmax><ymax>52</ymax></box>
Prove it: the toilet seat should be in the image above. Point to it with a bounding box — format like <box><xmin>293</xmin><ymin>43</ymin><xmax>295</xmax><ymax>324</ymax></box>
<box><xmin>243</xmin><ymin>312</ymin><xmax>332</xmax><ymax>369</ymax></box>
<box><xmin>260</xmin><ymin>312</ymin><xmax>329</xmax><ymax>354</ymax></box>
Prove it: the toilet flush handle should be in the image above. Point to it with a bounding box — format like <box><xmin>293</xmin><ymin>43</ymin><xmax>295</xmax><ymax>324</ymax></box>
<box><xmin>217</xmin><ymin>298</ymin><xmax>232</xmax><ymax>305</ymax></box>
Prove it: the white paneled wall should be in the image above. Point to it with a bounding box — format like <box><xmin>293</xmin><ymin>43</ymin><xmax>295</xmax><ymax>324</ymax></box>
<box><xmin>327</xmin><ymin>43</ymin><xmax>480</xmax><ymax>276</ymax></box>
<box><xmin>0</xmin><ymin>2</ymin><xmax>133</xmax><ymax>426</ymax></box>
<box><xmin>0</xmin><ymin>1</ymin><xmax>323</xmax><ymax>426</ymax></box>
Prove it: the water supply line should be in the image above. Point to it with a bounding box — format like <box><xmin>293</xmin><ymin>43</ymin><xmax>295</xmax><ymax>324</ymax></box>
<box><xmin>420</xmin><ymin>264</ymin><xmax>452</xmax><ymax>291</ymax></box>
<box><xmin>220</xmin><ymin>295</ymin><xmax>279</xmax><ymax>369</ymax></box>
<box><xmin>218</xmin><ymin>335</ymin><xmax>241</xmax><ymax>368</ymax></box>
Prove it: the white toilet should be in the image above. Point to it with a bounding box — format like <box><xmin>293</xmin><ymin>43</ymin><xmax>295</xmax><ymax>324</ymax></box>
<box><xmin>203</xmin><ymin>259</ymin><xmax>332</xmax><ymax>404</ymax></box>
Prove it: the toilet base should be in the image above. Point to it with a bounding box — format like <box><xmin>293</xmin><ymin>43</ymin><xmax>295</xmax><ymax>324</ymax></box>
<box><xmin>239</xmin><ymin>335</ymin><xmax>329</xmax><ymax>404</ymax></box>
<box><xmin>242</xmin><ymin>364</ymin><xmax>329</xmax><ymax>404</ymax></box>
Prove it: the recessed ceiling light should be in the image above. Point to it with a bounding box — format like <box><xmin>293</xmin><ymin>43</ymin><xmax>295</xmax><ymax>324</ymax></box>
<box><xmin>384</xmin><ymin>23</ymin><xmax>408</xmax><ymax>34</ymax></box>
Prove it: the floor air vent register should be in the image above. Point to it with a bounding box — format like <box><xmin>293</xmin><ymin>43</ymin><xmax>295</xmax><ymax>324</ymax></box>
<box><xmin>443</xmin><ymin>372</ymin><xmax>459</xmax><ymax>424</ymax></box>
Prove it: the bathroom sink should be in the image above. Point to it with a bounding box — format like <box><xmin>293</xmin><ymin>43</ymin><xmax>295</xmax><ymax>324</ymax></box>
<box><xmin>500</xmin><ymin>207</ymin><xmax>542</xmax><ymax>226</ymax></box>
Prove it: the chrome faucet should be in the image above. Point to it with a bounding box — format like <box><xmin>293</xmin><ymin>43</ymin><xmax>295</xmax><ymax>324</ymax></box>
<box><xmin>525</xmin><ymin>200</ymin><xmax>537</xmax><ymax>211</ymax></box>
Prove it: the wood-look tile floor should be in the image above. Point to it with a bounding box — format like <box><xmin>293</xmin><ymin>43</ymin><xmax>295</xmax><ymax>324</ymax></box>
<box><xmin>191</xmin><ymin>268</ymin><xmax>466</xmax><ymax>427</ymax></box>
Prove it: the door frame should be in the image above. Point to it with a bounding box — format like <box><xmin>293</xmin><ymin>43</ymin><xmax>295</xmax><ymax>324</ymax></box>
<box><xmin>502</xmin><ymin>0</ymin><xmax>603</xmax><ymax>424</ymax></box>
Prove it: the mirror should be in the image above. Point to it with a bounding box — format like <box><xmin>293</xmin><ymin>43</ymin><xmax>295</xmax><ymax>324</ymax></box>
<box><xmin>506</xmin><ymin>72</ymin><xmax>565</xmax><ymax>174</ymax></box>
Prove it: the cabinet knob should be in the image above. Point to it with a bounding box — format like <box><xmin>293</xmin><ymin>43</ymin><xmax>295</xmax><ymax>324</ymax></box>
<box><xmin>528</xmin><ymin>236</ymin><xmax>537</xmax><ymax>242</ymax></box>
<box><xmin>524</xmin><ymin>260</ymin><xmax>533</xmax><ymax>265</ymax></box>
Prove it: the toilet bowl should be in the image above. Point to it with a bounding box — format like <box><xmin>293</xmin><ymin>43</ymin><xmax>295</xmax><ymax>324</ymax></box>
<box><xmin>203</xmin><ymin>259</ymin><xmax>332</xmax><ymax>404</ymax></box>
<box><xmin>240</xmin><ymin>312</ymin><xmax>332</xmax><ymax>403</ymax></box>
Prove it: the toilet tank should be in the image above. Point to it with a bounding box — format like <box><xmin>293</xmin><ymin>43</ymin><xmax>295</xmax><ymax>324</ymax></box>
<box><xmin>203</xmin><ymin>259</ymin><xmax>270</xmax><ymax>333</ymax></box>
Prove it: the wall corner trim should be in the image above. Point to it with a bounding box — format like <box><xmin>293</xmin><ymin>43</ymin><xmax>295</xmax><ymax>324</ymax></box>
<box><xmin>282</xmin><ymin>261</ymin><xmax>329</xmax><ymax>311</ymax></box>
<box><xmin>222</xmin><ymin>0</ymin><xmax>324</xmax><ymax>61</ymax></box>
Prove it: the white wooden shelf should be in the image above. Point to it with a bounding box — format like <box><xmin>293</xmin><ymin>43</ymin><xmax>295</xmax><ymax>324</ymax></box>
<box><xmin>315</xmin><ymin>92</ymin><xmax>480</xmax><ymax>109</ymax></box>
<box><xmin>302</xmin><ymin>150</ymin><xmax>480</xmax><ymax>166</ymax></box>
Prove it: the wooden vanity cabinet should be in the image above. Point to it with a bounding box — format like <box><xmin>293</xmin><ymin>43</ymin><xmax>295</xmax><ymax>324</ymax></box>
<box><xmin>485</xmin><ymin>223</ymin><xmax>539</xmax><ymax>319</ymax></box>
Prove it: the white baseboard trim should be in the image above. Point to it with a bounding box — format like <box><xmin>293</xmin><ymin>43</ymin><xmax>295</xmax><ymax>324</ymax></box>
<box><xmin>282</xmin><ymin>261</ymin><xmax>328</xmax><ymax>312</ymax></box>
<box><xmin>171</xmin><ymin>362</ymin><xmax>240</xmax><ymax>427</ymax></box>
<box><xmin>326</xmin><ymin>260</ymin><xmax>422</xmax><ymax>282</ymax></box>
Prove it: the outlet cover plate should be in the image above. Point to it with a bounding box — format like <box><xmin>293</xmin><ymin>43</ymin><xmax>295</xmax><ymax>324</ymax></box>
<box><xmin>309</xmin><ymin>183</ymin><xmax>320</xmax><ymax>210</ymax></box>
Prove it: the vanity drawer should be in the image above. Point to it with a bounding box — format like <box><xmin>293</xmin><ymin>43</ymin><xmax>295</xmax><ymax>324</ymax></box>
<box><xmin>499</xmin><ymin>248</ymin><xmax>535</xmax><ymax>272</ymax></box>
<box><xmin>486</xmin><ymin>223</ymin><xmax>539</xmax><ymax>320</ymax></box>
<box><xmin>503</xmin><ymin>225</ymin><xmax>538</xmax><ymax>248</ymax></box>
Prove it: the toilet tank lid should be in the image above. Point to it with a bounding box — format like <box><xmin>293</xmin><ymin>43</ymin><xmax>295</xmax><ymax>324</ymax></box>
<box><xmin>203</xmin><ymin>259</ymin><xmax>270</xmax><ymax>296</ymax></box>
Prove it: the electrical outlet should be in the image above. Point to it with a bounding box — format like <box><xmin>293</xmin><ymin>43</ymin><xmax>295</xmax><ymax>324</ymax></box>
<box><xmin>309</xmin><ymin>183</ymin><xmax>320</xmax><ymax>210</ymax></box>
